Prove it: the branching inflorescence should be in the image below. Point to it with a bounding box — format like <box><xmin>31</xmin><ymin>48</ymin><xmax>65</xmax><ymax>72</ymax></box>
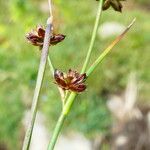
<box><xmin>22</xmin><ymin>0</ymin><xmax>135</xmax><ymax>150</ymax></box>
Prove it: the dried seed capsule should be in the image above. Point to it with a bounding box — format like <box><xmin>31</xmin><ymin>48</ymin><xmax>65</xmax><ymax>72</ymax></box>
<box><xmin>26</xmin><ymin>25</ymin><xmax>65</xmax><ymax>47</ymax></box>
<box><xmin>96</xmin><ymin>0</ymin><xmax>125</xmax><ymax>12</ymax></box>
<box><xmin>54</xmin><ymin>69</ymin><xmax>87</xmax><ymax>93</ymax></box>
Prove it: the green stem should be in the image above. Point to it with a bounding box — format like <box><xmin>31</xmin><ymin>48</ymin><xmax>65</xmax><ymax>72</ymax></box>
<box><xmin>22</xmin><ymin>19</ymin><xmax>52</xmax><ymax>150</ymax></box>
<box><xmin>48</xmin><ymin>55</ymin><xmax>54</xmax><ymax>75</ymax></box>
<box><xmin>86</xmin><ymin>18</ymin><xmax>136</xmax><ymax>77</ymax></box>
<box><xmin>48</xmin><ymin>92</ymin><xmax>77</xmax><ymax>150</ymax></box>
<box><xmin>47</xmin><ymin>55</ymin><xmax>65</xmax><ymax>101</ymax></box>
<box><xmin>47</xmin><ymin>113</ymin><xmax>66</xmax><ymax>150</ymax></box>
<box><xmin>81</xmin><ymin>0</ymin><xmax>103</xmax><ymax>73</ymax></box>
<box><xmin>63</xmin><ymin>92</ymin><xmax>77</xmax><ymax>115</ymax></box>
<box><xmin>63</xmin><ymin>90</ymin><xmax>70</xmax><ymax>104</ymax></box>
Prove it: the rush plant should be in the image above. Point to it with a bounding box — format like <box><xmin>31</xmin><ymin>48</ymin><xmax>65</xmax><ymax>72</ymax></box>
<box><xmin>22</xmin><ymin>0</ymin><xmax>135</xmax><ymax>150</ymax></box>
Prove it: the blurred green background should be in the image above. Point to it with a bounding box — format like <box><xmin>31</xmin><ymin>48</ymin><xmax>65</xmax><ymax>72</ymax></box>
<box><xmin>0</xmin><ymin>0</ymin><xmax>149</xmax><ymax>149</ymax></box>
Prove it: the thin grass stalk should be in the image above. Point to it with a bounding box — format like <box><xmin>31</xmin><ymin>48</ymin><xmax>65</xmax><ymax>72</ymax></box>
<box><xmin>22</xmin><ymin>18</ymin><xmax>52</xmax><ymax>150</ymax></box>
<box><xmin>47</xmin><ymin>113</ymin><xmax>66</xmax><ymax>150</ymax></box>
<box><xmin>48</xmin><ymin>92</ymin><xmax>76</xmax><ymax>150</ymax></box>
<box><xmin>48</xmin><ymin>55</ymin><xmax>55</xmax><ymax>74</ymax></box>
<box><xmin>47</xmin><ymin>55</ymin><xmax>65</xmax><ymax>102</ymax></box>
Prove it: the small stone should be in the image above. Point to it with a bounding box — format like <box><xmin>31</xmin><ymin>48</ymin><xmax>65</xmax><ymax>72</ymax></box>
<box><xmin>98</xmin><ymin>22</ymin><xmax>126</xmax><ymax>39</ymax></box>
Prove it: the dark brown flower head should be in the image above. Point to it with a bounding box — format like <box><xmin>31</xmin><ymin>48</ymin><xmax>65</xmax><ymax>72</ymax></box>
<box><xmin>96</xmin><ymin>0</ymin><xmax>125</xmax><ymax>12</ymax></box>
<box><xmin>26</xmin><ymin>25</ymin><xmax>65</xmax><ymax>47</ymax></box>
<box><xmin>54</xmin><ymin>69</ymin><xmax>87</xmax><ymax>93</ymax></box>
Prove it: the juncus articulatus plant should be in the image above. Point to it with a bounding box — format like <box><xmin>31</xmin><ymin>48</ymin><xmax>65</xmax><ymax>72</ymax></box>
<box><xmin>22</xmin><ymin>0</ymin><xmax>136</xmax><ymax>150</ymax></box>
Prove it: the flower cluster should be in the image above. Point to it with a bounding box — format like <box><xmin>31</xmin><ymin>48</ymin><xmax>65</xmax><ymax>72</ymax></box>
<box><xmin>26</xmin><ymin>25</ymin><xmax>87</xmax><ymax>93</ymax></box>
<box><xmin>96</xmin><ymin>0</ymin><xmax>125</xmax><ymax>12</ymax></box>
<box><xmin>26</xmin><ymin>25</ymin><xmax>65</xmax><ymax>47</ymax></box>
<box><xmin>54</xmin><ymin>69</ymin><xmax>87</xmax><ymax>92</ymax></box>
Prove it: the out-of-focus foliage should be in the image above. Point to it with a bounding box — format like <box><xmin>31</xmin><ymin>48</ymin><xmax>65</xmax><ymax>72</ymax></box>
<box><xmin>136</xmin><ymin>0</ymin><xmax>150</xmax><ymax>5</ymax></box>
<box><xmin>42</xmin><ymin>92</ymin><xmax>112</xmax><ymax>137</ymax></box>
<box><xmin>0</xmin><ymin>0</ymin><xmax>149</xmax><ymax>149</ymax></box>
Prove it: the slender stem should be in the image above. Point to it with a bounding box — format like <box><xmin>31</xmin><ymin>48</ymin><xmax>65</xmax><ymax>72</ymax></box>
<box><xmin>63</xmin><ymin>90</ymin><xmax>70</xmax><ymax>104</ymax></box>
<box><xmin>47</xmin><ymin>55</ymin><xmax>65</xmax><ymax>102</ymax></box>
<box><xmin>22</xmin><ymin>19</ymin><xmax>52</xmax><ymax>150</ymax></box>
<box><xmin>81</xmin><ymin>0</ymin><xmax>103</xmax><ymax>73</ymax></box>
<box><xmin>48</xmin><ymin>0</ymin><xmax>53</xmax><ymax>19</ymax></box>
<box><xmin>86</xmin><ymin>18</ymin><xmax>136</xmax><ymax>77</ymax></box>
<box><xmin>62</xmin><ymin>92</ymin><xmax>77</xmax><ymax>115</ymax></box>
<box><xmin>48</xmin><ymin>92</ymin><xmax>77</xmax><ymax>150</ymax></box>
<box><xmin>48</xmin><ymin>55</ymin><xmax>55</xmax><ymax>74</ymax></box>
<box><xmin>47</xmin><ymin>113</ymin><xmax>66</xmax><ymax>150</ymax></box>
